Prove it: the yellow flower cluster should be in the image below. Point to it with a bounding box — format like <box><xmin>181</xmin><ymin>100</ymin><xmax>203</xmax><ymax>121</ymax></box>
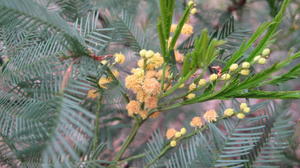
<box><xmin>254</xmin><ymin>48</ymin><xmax>271</xmax><ymax>65</ymax></box>
<box><xmin>190</xmin><ymin>116</ymin><xmax>203</xmax><ymax>127</ymax></box>
<box><xmin>223</xmin><ymin>103</ymin><xmax>251</xmax><ymax>119</ymax></box>
<box><xmin>98</xmin><ymin>69</ymin><xmax>119</xmax><ymax>88</ymax></box>
<box><xmin>165</xmin><ymin>128</ymin><xmax>187</xmax><ymax>147</ymax></box>
<box><xmin>125</xmin><ymin>49</ymin><xmax>166</xmax><ymax>119</ymax></box>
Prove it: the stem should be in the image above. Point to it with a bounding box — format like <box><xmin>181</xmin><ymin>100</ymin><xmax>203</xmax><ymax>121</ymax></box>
<box><xmin>92</xmin><ymin>94</ymin><xmax>103</xmax><ymax>151</ymax></box>
<box><xmin>113</xmin><ymin>119</ymin><xmax>143</xmax><ymax>161</ymax></box>
<box><xmin>145</xmin><ymin>146</ymin><xmax>171</xmax><ymax>168</ymax></box>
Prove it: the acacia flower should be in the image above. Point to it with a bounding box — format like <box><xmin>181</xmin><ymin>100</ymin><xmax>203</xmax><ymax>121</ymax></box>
<box><xmin>87</xmin><ymin>89</ymin><xmax>99</xmax><ymax>99</ymax></box>
<box><xmin>198</xmin><ymin>79</ymin><xmax>207</xmax><ymax>86</ymax></box>
<box><xmin>221</xmin><ymin>73</ymin><xmax>231</xmax><ymax>80</ymax></box>
<box><xmin>170</xmin><ymin>140</ymin><xmax>177</xmax><ymax>147</ymax></box>
<box><xmin>114</xmin><ymin>53</ymin><xmax>125</xmax><ymax>64</ymax></box>
<box><xmin>144</xmin><ymin>96</ymin><xmax>158</xmax><ymax>109</ymax></box>
<box><xmin>190</xmin><ymin>117</ymin><xmax>203</xmax><ymax>128</ymax></box>
<box><xmin>188</xmin><ymin>1</ymin><xmax>195</xmax><ymax>6</ymax></box>
<box><xmin>209</xmin><ymin>74</ymin><xmax>218</xmax><ymax>81</ymax></box>
<box><xmin>236</xmin><ymin>113</ymin><xmax>246</xmax><ymax>119</ymax></box>
<box><xmin>166</xmin><ymin>128</ymin><xmax>177</xmax><ymax>139</ymax></box>
<box><xmin>240</xmin><ymin>69</ymin><xmax>250</xmax><ymax>76</ymax></box>
<box><xmin>126</xmin><ymin>100</ymin><xmax>141</xmax><ymax>117</ymax></box>
<box><xmin>258</xmin><ymin>57</ymin><xmax>266</xmax><ymax>64</ymax></box>
<box><xmin>180</xmin><ymin>128</ymin><xmax>187</xmax><ymax>135</ymax></box>
<box><xmin>254</xmin><ymin>55</ymin><xmax>261</xmax><ymax>62</ymax></box>
<box><xmin>136</xmin><ymin>90</ymin><xmax>146</xmax><ymax>102</ymax></box>
<box><xmin>143</xmin><ymin>78</ymin><xmax>161</xmax><ymax>95</ymax></box>
<box><xmin>175</xmin><ymin>131</ymin><xmax>182</xmax><ymax>138</ymax></box>
<box><xmin>243</xmin><ymin>107</ymin><xmax>251</xmax><ymax>113</ymax></box>
<box><xmin>139</xmin><ymin>110</ymin><xmax>148</xmax><ymax>120</ymax></box>
<box><xmin>203</xmin><ymin>109</ymin><xmax>218</xmax><ymax>123</ymax></box>
<box><xmin>240</xmin><ymin>103</ymin><xmax>248</xmax><ymax>110</ymax></box>
<box><xmin>224</xmin><ymin>108</ymin><xmax>234</xmax><ymax>117</ymax></box>
<box><xmin>191</xmin><ymin>8</ymin><xmax>197</xmax><ymax>14</ymax></box>
<box><xmin>229</xmin><ymin>64</ymin><xmax>238</xmax><ymax>71</ymax></box>
<box><xmin>125</xmin><ymin>75</ymin><xmax>142</xmax><ymax>93</ymax></box>
<box><xmin>186</xmin><ymin>93</ymin><xmax>196</xmax><ymax>99</ymax></box>
<box><xmin>139</xmin><ymin>49</ymin><xmax>147</xmax><ymax>57</ymax></box>
<box><xmin>262</xmin><ymin>48</ymin><xmax>271</xmax><ymax>56</ymax></box>
<box><xmin>241</xmin><ymin>62</ymin><xmax>250</xmax><ymax>69</ymax></box>
<box><xmin>189</xmin><ymin>83</ymin><xmax>197</xmax><ymax>91</ymax></box>
<box><xmin>182</xmin><ymin>24</ymin><xmax>193</xmax><ymax>35</ymax></box>
<box><xmin>145</xmin><ymin>50</ymin><xmax>155</xmax><ymax>58</ymax></box>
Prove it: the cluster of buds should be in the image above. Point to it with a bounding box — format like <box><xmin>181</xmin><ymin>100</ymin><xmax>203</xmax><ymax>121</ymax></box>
<box><xmin>166</xmin><ymin>128</ymin><xmax>187</xmax><ymax>147</ymax></box>
<box><xmin>125</xmin><ymin>49</ymin><xmax>167</xmax><ymax>119</ymax></box>
<box><xmin>223</xmin><ymin>102</ymin><xmax>251</xmax><ymax>119</ymax></box>
<box><xmin>188</xmin><ymin>1</ymin><xmax>197</xmax><ymax>14</ymax></box>
<box><xmin>254</xmin><ymin>48</ymin><xmax>271</xmax><ymax>65</ymax></box>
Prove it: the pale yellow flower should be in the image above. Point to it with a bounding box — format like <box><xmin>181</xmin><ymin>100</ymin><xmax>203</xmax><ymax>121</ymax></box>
<box><xmin>236</xmin><ymin>113</ymin><xmax>246</xmax><ymax>119</ymax></box>
<box><xmin>198</xmin><ymin>79</ymin><xmax>207</xmax><ymax>86</ymax></box>
<box><xmin>221</xmin><ymin>73</ymin><xmax>231</xmax><ymax>80</ymax></box>
<box><xmin>166</xmin><ymin>128</ymin><xmax>177</xmax><ymax>139</ymax></box>
<box><xmin>136</xmin><ymin>90</ymin><xmax>146</xmax><ymax>102</ymax></box>
<box><xmin>224</xmin><ymin>108</ymin><xmax>234</xmax><ymax>117</ymax></box>
<box><xmin>145</xmin><ymin>50</ymin><xmax>155</xmax><ymax>58</ymax></box>
<box><xmin>240</xmin><ymin>103</ymin><xmax>248</xmax><ymax>110</ymax></box>
<box><xmin>143</xmin><ymin>78</ymin><xmax>161</xmax><ymax>95</ymax></box>
<box><xmin>229</xmin><ymin>64</ymin><xmax>238</xmax><ymax>71</ymax></box>
<box><xmin>125</xmin><ymin>75</ymin><xmax>142</xmax><ymax>93</ymax></box>
<box><xmin>126</xmin><ymin>100</ymin><xmax>141</xmax><ymax>117</ymax></box>
<box><xmin>139</xmin><ymin>49</ymin><xmax>147</xmax><ymax>57</ymax></box>
<box><xmin>170</xmin><ymin>140</ymin><xmax>177</xmax><ymax>147</ymax></box>
<box><xmin>243</xmin><ymin>107</ymin><xmax>251</xmax><ymax>113</ymax></box>
<box><xmin>241</xmin><ymin>62</ymin><xmax>250</xmax><ymax>69</ymax></box>
<box><xmin>209</xmin><ymin>74</ymin><xmax>218</xmax><ymax>81</ymax></box>
<box><xmin>240</xmin><ymin>69</ymin><xmax>250</xmax><ymax>76</ymax></box>
<box><xmin>254</xmin><ymin>55</ymin><xmax>261</xmax><ymax>62</ymax></box>
<box><xmin>258</xmin><ymin>58</ymin><xmax>266</xmax><ymax>64</ymax></box>
<box><xmin>139</xmin><ymin>110</ymin><xmax>148</xmax><ymax>119</ymax></box>
<box><xmin>191</xmin><ymin>8</ymin><xmax>197</xmax><ymax>14</ymax></box>
<box><xmin>114</xmin><ymin>53</ymin><xmax>125</xmax><ymax>64</ymax></box>
<box><xmin>186</xmin><ymin>93</ymin><xmax>196</xmax><ymax>99</ymax></box>
<box><xmin>144</xmin><ymin>96</ymin><xmax>158</xmax><ymax>109</ymax></box>
<box><xmin>175</xmin><ymin>132</ymin><xmax>182</xmax><ymax>138</ymax></box>
<box><xmin>262</xmin><ymin>48</ymin><xmax>271</xmax><ymax>56</ymax></box>
<box><xmin>180</xmin><ymin>128</ymin><xmax>187</xmax><ymax>135</ymax></box>
<box><xmin>203</xmin><ymin>109</ymin><xmax>218</xmax><ymax>123</ymax></box>
<box><xmin>190</xmin><ymin>117</ymin><xmax>203</xmax><ymax>128</ymax></box>
<box><xmin>189</xmin><ymin>83</ymin><xmax>197</xmax><ymax>91</ymax></box>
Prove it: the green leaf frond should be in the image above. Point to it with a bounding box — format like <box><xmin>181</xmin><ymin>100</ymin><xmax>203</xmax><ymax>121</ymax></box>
<box><xmin>52</xmin><ymin>0</ymin><xmax>93</xmax><ymax>22</ymax></box>
<box><xmin>110</xmin><ymin>10</ymin><xmax>152</xmax><ymax>52</ymax></box>
<box><xmin>74</xmin><ymin>10</ymin><xmax>114</xmax><ymax>54</ymax></box>
<box><xmin>0</xmin><ymin>0</ymin><xmax>86</xmax><ymax>53</ymax></box>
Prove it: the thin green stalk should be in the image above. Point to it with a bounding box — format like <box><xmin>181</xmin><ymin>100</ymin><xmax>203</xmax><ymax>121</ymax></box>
<box><xmin>113</xmin><ymin>119</ymin><xmax>143</xmax><ymax>161</ymax></box>
<box><xmin>92</xmin><ymin>94</ymin><xmax>103</xmax><ymax>151</ymax></box>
